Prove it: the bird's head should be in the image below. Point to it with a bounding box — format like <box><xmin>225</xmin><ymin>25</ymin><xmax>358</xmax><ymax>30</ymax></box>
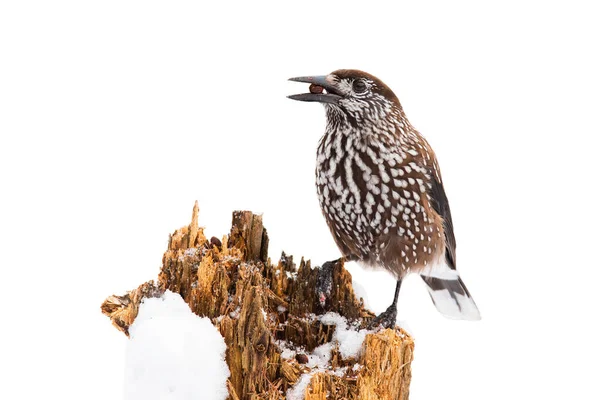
<box><xmin>288</xmin><ymin>69</ymin><xmax>401</xmax><ymax>123</ymax></box>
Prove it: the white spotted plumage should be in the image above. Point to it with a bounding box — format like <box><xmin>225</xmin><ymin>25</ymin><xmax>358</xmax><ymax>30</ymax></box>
<box><xmin>292</xmin><ymin>69</ymin><xmax>480</xmax><ymax>321</ymax></box>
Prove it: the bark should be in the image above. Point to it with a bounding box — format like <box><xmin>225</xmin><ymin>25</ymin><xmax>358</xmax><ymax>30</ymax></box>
<box><xmin>101</xmin><ymin>202</ymin><xmax>414</xmax><ymax>399</ymax></box>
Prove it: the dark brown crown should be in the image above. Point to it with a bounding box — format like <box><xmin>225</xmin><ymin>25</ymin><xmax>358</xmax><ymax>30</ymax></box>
<box><xmin>331</xmin><ymin>69</ymin><xmax>400</xmax><ymax>106</ymax></box>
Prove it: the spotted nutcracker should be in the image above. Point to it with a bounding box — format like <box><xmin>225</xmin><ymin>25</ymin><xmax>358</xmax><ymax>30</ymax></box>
<box><xmin>288</xmin><ymin>69</ymin><xmax>480</xmax><ymax>327</ymax></box>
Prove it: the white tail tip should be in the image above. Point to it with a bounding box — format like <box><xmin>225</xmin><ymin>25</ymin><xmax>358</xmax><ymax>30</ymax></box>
<box><xmin>422</xmin><ymin>276</ymin><xmax>481</xmax><ymax>321</ymax></box>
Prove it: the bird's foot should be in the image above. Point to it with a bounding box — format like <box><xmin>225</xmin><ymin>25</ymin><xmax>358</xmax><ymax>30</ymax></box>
<box><xmin>316</xmin><ymin>260</ymin><xmax>335</xmax><ymax>307</ymax></box>
<box><xmin>315</xmin><ymin>259</ymin><xmax>340</xmax><ymax>307</ymax></box>
<box><xmin>369</xmin><ymin>304</ymin><xmax>397</xmax><ymax>330</ymax></box>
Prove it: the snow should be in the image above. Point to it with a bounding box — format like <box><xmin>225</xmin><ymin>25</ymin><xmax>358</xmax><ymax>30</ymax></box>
<box><xmin>279</xmin><ymin>345</ymin><xmax>296</xmax><ymax>360</ymax></box>
<box><xmin>183</xmin><ymin>248</ymin><xmax>198</xmax><ymax>257</ymax></box>
<box><xmin>124</xmin><ymin>290</ymin><xmax>230</xmax><ymax>400</ymax></box>
<box><xmin>284</xmin><ymin>312</ymin><xmax>372</xmax><ymax>399</ymax></box>
<box><xmin>320</xmin><ymin>312</ymin><xmax>370</xmax><ymax>359</ymax></box>
<box><xmin>278</xmin><ymin>340</ymin><xmax>333</xmax><ymax>370</ymax></box>
<box><xmin>286</xmin><ymin>372</ymin><xmax>315</xmax><ymax>400</ymax></box>
<box><xmin>308</xmin><ymin>343</ymin><xmax>333</xmax><ymax>368</ymax></box>
<box><xmin>229</xmin><ymin>306</ymin><xmax>241</xmax><ymax>319</ymax></box>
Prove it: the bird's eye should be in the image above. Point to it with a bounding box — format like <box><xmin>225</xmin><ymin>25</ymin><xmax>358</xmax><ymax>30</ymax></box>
<box><xmin>353</xmin><ymin>79</ymin><xmax>367</xmax><ymax>93</ymax></box>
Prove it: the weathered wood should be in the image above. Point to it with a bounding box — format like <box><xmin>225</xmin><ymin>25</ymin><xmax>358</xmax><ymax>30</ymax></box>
<box><xmin>101</xmin><ymin>204</ymin><xmax>414</xmax><ymax>399</ymax></box>
<box><xmin>229</xmin><ymin>210</ymin><xmax>268</xmax><ymax>263</ymax></box>
<box><xmin>100</xmin><ymin>280</ymin><xmax>163</xmax><ymax>337</ymax></box>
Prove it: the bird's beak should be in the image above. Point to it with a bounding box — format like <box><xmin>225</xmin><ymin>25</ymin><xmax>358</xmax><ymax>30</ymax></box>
<box><xmin>287</xmin><ymin>75</ymin><xmax>342</xmax><ymax>104</ymax></box>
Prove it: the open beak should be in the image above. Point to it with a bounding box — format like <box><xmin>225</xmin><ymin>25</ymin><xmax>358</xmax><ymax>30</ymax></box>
<box><xmin>287</xmin><ymin>75</ymin><xmax>342</xmax><ymax>104</ymax></box>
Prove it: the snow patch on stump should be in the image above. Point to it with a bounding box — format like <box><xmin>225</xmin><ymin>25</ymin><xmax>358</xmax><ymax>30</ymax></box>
<box><xmin>287</xmin><ymin>372</ymin><xmax>316</xmax><ymax>400</ymax></box>
<box><xmin>285</xmin><ymin>312</ymin><xmax>372</xmax><ymax>399</ymax></box>
<box><xmin>125</xmin><ymin>290</ymin><xmax>230</xmax><ymax>400</ymax></box>
<box><xmin>320</xmin><ymin>312</ymin><xmax>370</xmax><ymax>358</ymax></box>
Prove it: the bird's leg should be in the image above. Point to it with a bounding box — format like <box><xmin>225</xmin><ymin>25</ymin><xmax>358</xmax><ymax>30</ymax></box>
<box><xmin>369</xmin><ymin>279</ymin><xmax>402</xmax><ymax>329</ymax></box>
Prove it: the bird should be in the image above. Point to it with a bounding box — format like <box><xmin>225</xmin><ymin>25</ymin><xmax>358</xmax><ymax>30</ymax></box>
<box><xmin>288</xmin><ymin>69</ymin><xmax>480</xmax><ymax>327</ymax></box>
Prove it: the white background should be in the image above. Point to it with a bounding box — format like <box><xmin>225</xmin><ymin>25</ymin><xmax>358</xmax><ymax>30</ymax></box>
<box><xmin>1</xmin><ymin>1</ymin><xmax>599</xmax><ymax>399</ymax></box>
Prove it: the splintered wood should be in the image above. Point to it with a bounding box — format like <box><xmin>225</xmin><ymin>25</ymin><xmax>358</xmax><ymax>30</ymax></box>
<box><xmin>101</xmin><ymin>202</ymin><xmax>414</xmax><ymax>399</ymax></box>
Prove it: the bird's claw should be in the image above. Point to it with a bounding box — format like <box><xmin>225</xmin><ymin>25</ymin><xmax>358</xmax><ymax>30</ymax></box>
<box><xmin>315</xmin><ymin>260</ymin><xmax>337</xmax><ymax>308</ymax></box>
<box><xmin>369</xmin><ymin>304</ymin><xmax>397</xmax><ymax>329</ymax></box>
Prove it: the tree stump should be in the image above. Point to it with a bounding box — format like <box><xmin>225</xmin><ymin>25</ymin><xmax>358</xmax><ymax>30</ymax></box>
<box><xmin>101</xmin><ymin>202</ymin><xmax>414</xmax><ymax>399</ymax></box>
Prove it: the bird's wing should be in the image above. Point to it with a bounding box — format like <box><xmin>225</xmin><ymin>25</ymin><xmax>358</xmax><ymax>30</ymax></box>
<box><xmin>427</xmin><ymin>169</ymin><xmax>457</xmax><ymax>270</ymax></box>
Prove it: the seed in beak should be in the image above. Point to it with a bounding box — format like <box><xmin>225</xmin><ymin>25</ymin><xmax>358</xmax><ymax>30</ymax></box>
<box><xmin>309</xmin><ymin>84</ymin><xmax>324</xmax><ymax>94</ymax></box>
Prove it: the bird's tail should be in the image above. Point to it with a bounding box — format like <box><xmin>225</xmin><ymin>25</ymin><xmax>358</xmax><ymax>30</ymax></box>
<box><xmin>421</xmin><ymin>276</ymin><xmax>481</xmax><ymax>320</ymax></box>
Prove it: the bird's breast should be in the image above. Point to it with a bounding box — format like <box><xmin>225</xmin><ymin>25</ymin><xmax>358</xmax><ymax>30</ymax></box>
<box><xmin>315</xmin><ymin>127</ymin><xmax>445</xmax><ymax>275</ymax></box>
